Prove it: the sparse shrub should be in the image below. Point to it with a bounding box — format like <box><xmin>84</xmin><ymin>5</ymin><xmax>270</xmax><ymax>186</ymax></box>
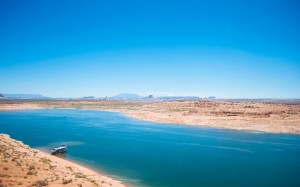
<box><xmin>49</xmin><ymin>164</ymin><xmax>56</xmax><ymax>170</ymax></box>
<box><xmin>16</xmin><ymin>162</ymin><xmax>22</xmax><ymax>166</ymax></box>
<box><xmin>75</xmin><ymin>173</ymin><xmax>86</xmax><ymax>178</ymax></box>
<box><xmin>40</xmin><ymin>158</ymin><xmax>51</xmax><ymax>164</ymax></box>
<box><xmin>90</xmin><ymin>179</ymin><xmax>98</xmax><ymax>186</ymax></box>
<box><xmin>29</xmin><ymin>165</ymin><xmax>35</xmax><ymax>170</ymax></box>
<box><xmin>27</xmin><ymin>170</ymin><xmax>34</xmax><ymax>175</ymax></box>
<box><xmin>66</xmin><ymin>166</ymin><xmax>73</xmax><ymax>172</ymax></box>
<box><xmin>62</xmin><ymin>178</ymin><xmax>73</xmax><ymax>184</ymax></box>
<box><xmin>32</xmin><ymin>179</ymin><xmax>48</xmax><ymax>187</ymax></box>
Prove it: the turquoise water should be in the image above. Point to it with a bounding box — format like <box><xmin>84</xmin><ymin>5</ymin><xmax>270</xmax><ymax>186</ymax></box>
<box><xmin>0</xmin><ymin>109</ymin><xmax>300</xmax><ymax>187</ymax></box>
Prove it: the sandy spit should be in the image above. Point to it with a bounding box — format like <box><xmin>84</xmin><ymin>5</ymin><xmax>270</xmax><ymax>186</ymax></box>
<box><xmin>0</xmin><ymin>134</ymin><xmax>126</xmax><ymax>187</ymax></box>
<box><xmin>0</xmin><ymin>100</ymin><xmax>300</xmax><ymax>134</ymax></box>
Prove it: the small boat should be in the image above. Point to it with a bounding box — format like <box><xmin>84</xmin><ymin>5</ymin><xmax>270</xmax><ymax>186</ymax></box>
<box><xmin>51</xmin><ymin>145</ymin><xmax>67</xmax><ymax>155</ymax></box>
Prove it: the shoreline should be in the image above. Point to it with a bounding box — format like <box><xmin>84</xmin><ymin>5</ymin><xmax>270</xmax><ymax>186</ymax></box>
<box><xmin>1</xmin><ymin>101</ymin><xmax>300</xmax><ymax>186</ymax></box>
<box><xmin>0</xmin><ymin>100</ymin><xmax>300</xmax><ymax>134</ymax></box>
<box><xmin>119</xmin><ymin>110</ymin><xmax>300</xmax><ymax>134</ymax></box>
<box><xmin>53</xmin><ymin>152</ymin><xmax>137</xmax><ymax>187</ymax></box>
<box><xmin>1</xmin><ymin>107</ymin><xmax>295</xmax><ymax>135</ymax></box>
<box><xmin>0</xmin><ymin>133</ymin><xmax>127</xmax><ymax>187</ymax></box>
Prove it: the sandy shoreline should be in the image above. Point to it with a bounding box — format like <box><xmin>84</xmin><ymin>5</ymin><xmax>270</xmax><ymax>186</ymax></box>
<box><xmin>0</xmin><ymin>134</ymin><xmax>126</xmax><ymax>187</ymax></box>
<box><xmin>0</xmin><ymin>100</ymin><xmax>300</xmax><ymax>134</ymax></box>
<box><xmin>1</xmin><ymin>100</ymin><xmax>300</xmax><ymax>186</ymax></box>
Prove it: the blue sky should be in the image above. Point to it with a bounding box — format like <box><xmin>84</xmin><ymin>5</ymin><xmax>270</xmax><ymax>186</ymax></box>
<box><xmin>0</xmin><ymin>0</ymin><xmax>299</xmax><ymax>98</ymax></box>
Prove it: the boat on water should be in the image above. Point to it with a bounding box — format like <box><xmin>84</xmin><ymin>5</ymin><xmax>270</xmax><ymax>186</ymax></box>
<box><xmin>51</xmin><ymin>145</ymin><xmax>67</xmax><ymax>155</ymax></box>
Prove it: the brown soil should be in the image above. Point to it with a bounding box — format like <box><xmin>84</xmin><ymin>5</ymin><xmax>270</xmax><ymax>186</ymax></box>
<box><xmin>0</xmin><ymin>134</ymin><xmax>125</xmax><ymax>187</ymax></box>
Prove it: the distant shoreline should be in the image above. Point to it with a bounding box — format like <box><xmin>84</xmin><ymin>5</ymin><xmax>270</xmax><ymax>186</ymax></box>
<box><xmin>0</xmin><ymin>99</ymin><xmax>300</xmax><ymax>134</ymax></box>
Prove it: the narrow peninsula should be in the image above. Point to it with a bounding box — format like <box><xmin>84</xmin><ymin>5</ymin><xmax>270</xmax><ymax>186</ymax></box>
<box><xmin>0</xmin><ymin>134</ymin><xmax>126</xmax><ymax>187</ymax></box>
<box><xmin>0</xmin><ymin>99</ymin><xmax>300</xmax><ymax>134</ymax></box>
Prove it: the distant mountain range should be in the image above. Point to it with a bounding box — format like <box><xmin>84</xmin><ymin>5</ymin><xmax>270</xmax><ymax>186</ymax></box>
<box><xmin>111</xmin><ymin>93</ymin><xmax>143</xmax><ymax>99</ymax></box>
<box><xmin>0</xmin><ymin>92</ymin><xmax>216</xmax><ymax>100</ymax></box>
<box><xmin>157</xmin><ymin>96</ymin><xmax>201</xmax><ymax>100</ymax></box>
<box><xmin>2</xmin><ymin>94</ymin><xmax>49</xmax><ymax>99</ymax></box>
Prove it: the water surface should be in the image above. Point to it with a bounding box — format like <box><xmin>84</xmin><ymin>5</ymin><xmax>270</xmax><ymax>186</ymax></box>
<box><xmin>0</xmin><ymin>109</ymin><xmax>300</xmax><ymax>187</ymax></box>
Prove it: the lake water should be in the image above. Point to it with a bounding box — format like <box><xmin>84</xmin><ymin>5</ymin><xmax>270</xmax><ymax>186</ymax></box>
<box><xmin>0</xmin><ymin>109</ymin><xmax>300</xmax><ymax>187</ymax></box>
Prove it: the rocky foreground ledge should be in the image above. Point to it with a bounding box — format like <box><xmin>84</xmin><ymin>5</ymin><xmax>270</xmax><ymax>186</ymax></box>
<box><xmin>0</xmin><ymin>134</ymin><xmax>126</xmax><ymax>187</ymax></box>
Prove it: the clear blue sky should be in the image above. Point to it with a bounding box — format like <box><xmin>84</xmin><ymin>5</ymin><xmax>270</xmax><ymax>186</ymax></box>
<box><xmin>0</xmin><ymin>0</ymin><xmax>299</xmax><ymax>98</ymax></box>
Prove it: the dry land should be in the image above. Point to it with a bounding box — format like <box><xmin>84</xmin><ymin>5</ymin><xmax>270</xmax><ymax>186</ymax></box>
<box><xmin>1</xmin><ymin>99</ymin><xmax>300</xmax><ymax>134</ymax></box>
<box><xmin>0</xmin><ymin>99</ymin><xmax>300</xmax><ymax>186</ymax></box>
<box><xmin>0</xmin><ymin>134</ymin><xmax>125</xmax><ymax>187</ymax></box>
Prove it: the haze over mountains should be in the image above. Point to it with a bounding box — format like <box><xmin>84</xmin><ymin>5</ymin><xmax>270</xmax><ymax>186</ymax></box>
<box><xmin>0</xmin><ymin>92</ymin><xmax>205</xmax><ymax>100</ymax></box>
<box><xmin>0</xmin><ymin>94</ymin><xmax>49</xmax><ymax>99</ymax></box>
<box><xmin>112</xmin><ymin>93</ymin><xmax>142</xmax><ymax>99</ymax></box>
<box><xmin>1</xmin><ymin>92</ymin><xmax>300</xmax><ymax>104</ymax></box>
<box><xmin>1</xmin><ymin>92</ymin><xmax>300</xmax><ymax>102</ymax></box>
<box><xmin>0</xmin><ymin>93</ymin><xmax>145</xmax><ymax>100</ymax></box>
